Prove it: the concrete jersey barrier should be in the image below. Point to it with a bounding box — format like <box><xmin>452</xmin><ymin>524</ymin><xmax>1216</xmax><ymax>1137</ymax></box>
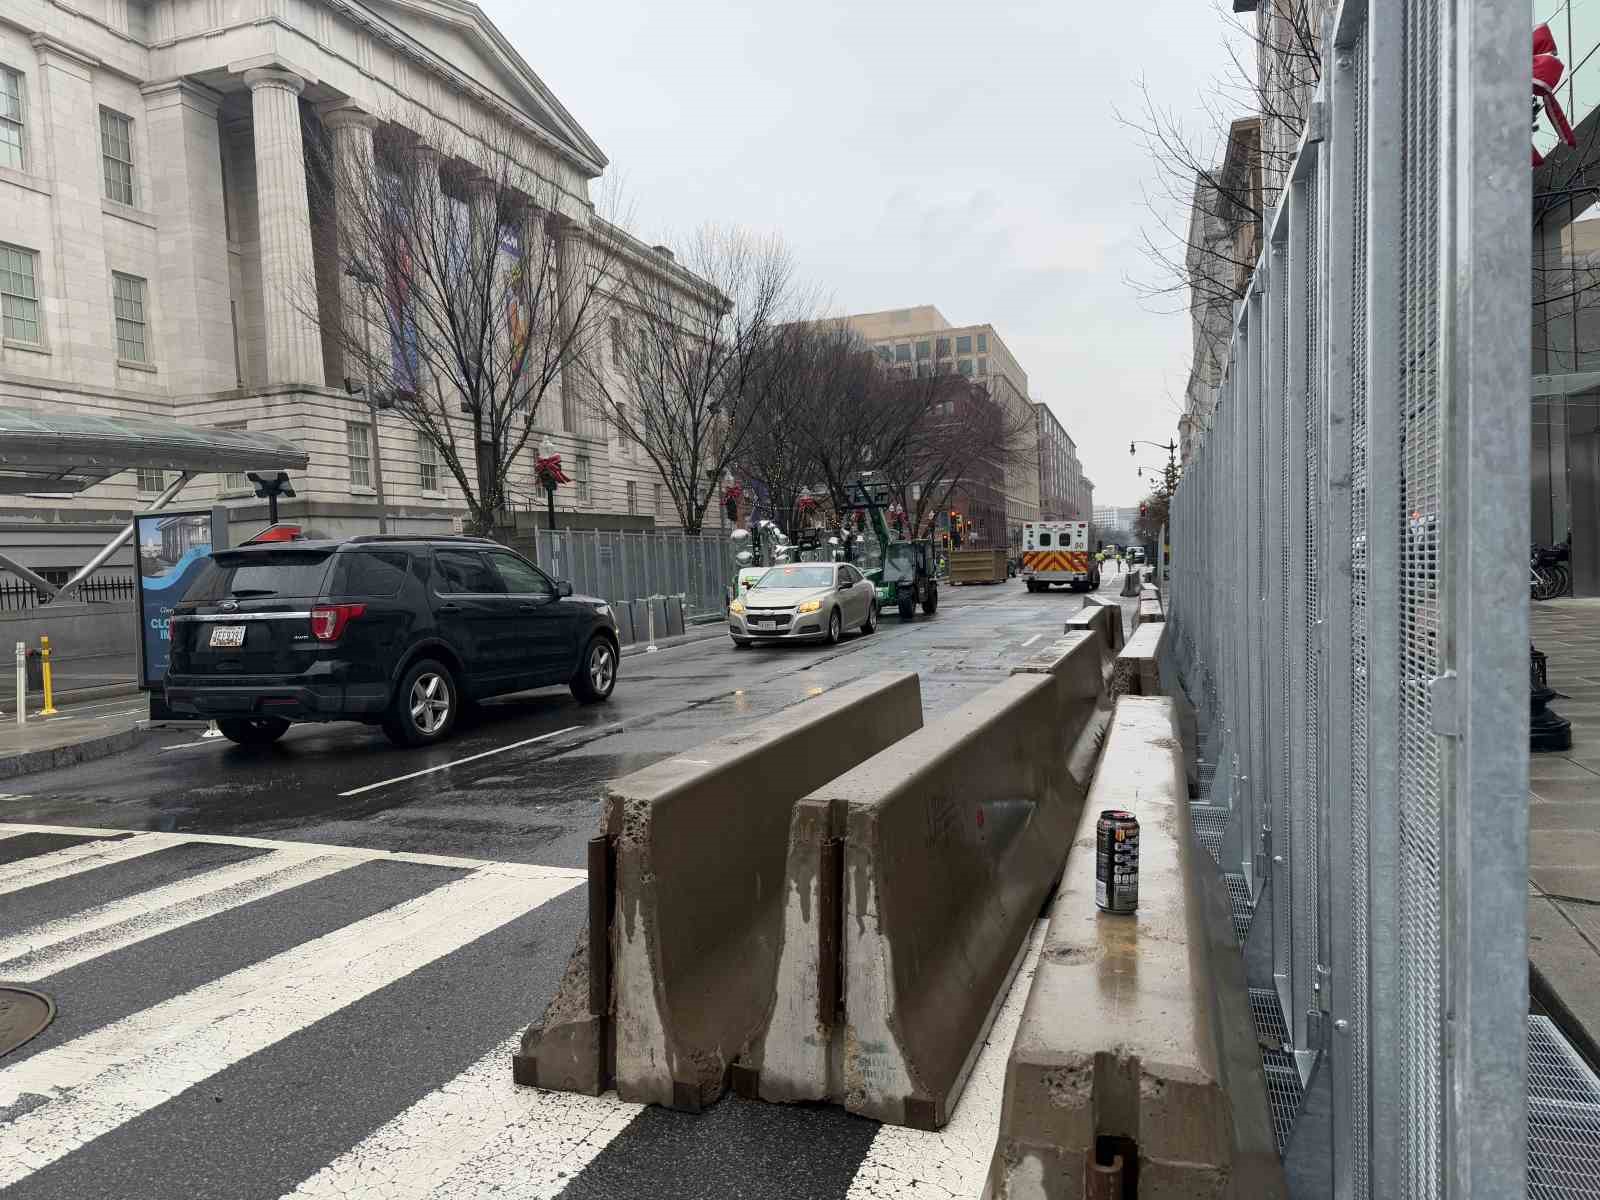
<box><xmin>515</xmin><ymin>669</ymin><xmax>923</xmax><ymax>1106</ymax></box>
<box><xmin>1113</xmin><ymin>621</ymin><xmax>1166</xmax><ymax>696</ymax></box>
<box><xmin>985</xmin><ymin>696</ymin><xmax>1284</xmax><ymax>1199</ymax></box>
<box><xmin>748</xmin><ymin>634</ymin><xmax>1113</xmax><ymax>1127</ymax></box>
<box><xmin>1064</xmin><ymin>594</ymin><xmax>1124</xmax><ymax>656</ymax></box>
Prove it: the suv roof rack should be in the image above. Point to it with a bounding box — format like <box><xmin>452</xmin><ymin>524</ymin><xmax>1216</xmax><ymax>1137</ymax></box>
<box><xmin>344</xmin><ymin>534</ymin><xmax>496</xmax><ymax>545</ymax></box>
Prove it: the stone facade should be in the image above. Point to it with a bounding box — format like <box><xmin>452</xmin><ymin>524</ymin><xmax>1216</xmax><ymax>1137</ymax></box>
<box><xmin>1033</xmin><ymin>401</ymin><xmax>1091</xmax><ymax>522</ymax></box>
<box><xmin>0</xmin><ymin>0</ymin><xmax>698</xmax><ymax>576</ymax></box>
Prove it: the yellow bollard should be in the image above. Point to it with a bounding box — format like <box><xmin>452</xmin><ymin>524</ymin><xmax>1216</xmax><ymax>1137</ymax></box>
<box><xmin>38</xmin><ymin>635</ymin><xmax>57</xmax><ymax>716</ymax></box>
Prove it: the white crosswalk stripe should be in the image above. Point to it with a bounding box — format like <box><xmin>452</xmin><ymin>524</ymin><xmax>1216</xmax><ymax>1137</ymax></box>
<box><xmin>0</xmin><ymin>825</ymin><xmax>587</xmax><ymax>1193</ymax></box>
<box><xmin>282</xmin><ymin>1035</ymin><xmax>642</xmax><ymax>1200</ymax></box>
<box><xmin>0</xmin><ymin>832</ymin><xmax>178</xmax><ymax>897</ymax></box>
<box><xmin>0</xmin><ymin>850</ymin><xmax>356</xmax><ymax>980</ymax></box>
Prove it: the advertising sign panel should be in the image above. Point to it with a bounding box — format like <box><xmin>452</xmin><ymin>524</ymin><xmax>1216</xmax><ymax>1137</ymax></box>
<box><xmin>135</xmin><ymin>508</ymin><xmax>224</xmax><ymax>689</ymax></box>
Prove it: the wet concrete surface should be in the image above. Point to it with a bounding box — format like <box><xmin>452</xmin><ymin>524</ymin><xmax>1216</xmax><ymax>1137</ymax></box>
<box><xmin>0</xmin><ymin>581</ymin><xmax>1127</xmax><ymax>868</ymax></box>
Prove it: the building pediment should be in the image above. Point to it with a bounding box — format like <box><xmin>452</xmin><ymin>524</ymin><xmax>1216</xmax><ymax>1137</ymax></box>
<box><xmin>357</xmin><ymin>0</ymin><xmax>607</xmax><ymax>172</ymax></box>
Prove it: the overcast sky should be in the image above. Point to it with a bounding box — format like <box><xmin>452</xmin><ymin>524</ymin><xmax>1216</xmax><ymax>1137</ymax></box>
<box><xmin>486</xmin><ymin>0</ymin><xmax>1237</xmax><ymax>507</ymax></box>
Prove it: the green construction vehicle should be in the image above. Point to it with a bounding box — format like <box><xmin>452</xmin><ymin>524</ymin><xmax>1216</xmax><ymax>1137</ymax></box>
<box><xmin>848</xmin><ymin>481</ymin><xmax>938</xmax><ymax>620</ymax></box>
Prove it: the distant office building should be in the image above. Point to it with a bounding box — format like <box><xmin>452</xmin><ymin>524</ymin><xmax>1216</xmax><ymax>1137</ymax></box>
<box><xmin>844</xmin><ymin>305</ymin><xmax>1044</xmax><ymax>544</ymax></box>
<box><xmin>1034</xmin><ymin>402</ymin><xmax>1089</xmax><ymax>520</ymax></box>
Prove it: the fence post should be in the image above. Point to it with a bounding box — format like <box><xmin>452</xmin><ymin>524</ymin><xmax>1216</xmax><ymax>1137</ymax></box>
<box><xmin>14</xmin><ymin>641</ymin><xmax>25</xmax><ymax>727</ymax></box>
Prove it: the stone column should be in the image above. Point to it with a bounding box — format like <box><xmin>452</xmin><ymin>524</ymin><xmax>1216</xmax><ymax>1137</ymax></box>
<box><xmin>553</xmin><ymin>217</ymin><xmax>584</xmax><ymax>434</ymax></box>
<box><xmin>142</xmin><ymin>79</ymin><xmax>233</xmax><ymax>395</ymax></box>
<box><xmin>244</xmin><ymin>68</ymin><xmax>323</xmax><ymax>386</ymax></box>
<box><xmin>319</xmin><ymin>101</ymin><xmax>380</xmax><ymax>389</ymax></box>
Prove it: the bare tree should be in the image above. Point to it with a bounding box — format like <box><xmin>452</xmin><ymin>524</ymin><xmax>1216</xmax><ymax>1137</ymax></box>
<box><xmin>870</xmin><ymin>371</ymin><xmax>1033</xmax><ymax>546</ymax></box>
<box><xmin>583</xmin><ymin>227</ymin><xmax>799</xmax><ymax>534</ymax></box>
<box><xmin>306</xmin><ymin>116</ymin><xmax>618</xmax><ymax>535</ymax></box>
<box><xmin>731</xmin><ymin>321</ymin><xmax>825</xmax><ymax>533</ymax></box>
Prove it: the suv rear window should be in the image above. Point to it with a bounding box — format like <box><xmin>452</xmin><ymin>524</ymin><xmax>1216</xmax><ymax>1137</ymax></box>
<box><xmin>185</xmin><ymin>551</ymin><xmax>333</xmax><ymax>602</ymax></box>
<box><xmin>330</xmin><ymin>550</ymin><xmax>410</xmax><ymax>598</ymax></box>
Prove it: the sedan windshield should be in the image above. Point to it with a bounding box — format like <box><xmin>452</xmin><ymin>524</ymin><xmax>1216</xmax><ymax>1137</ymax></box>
<box><xmin>756</xmin><ymin>564</ymin><xmax>835</xmax><ymax>590</ymax></box>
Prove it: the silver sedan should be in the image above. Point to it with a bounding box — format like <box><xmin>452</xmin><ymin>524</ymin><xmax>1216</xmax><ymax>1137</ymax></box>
<box><xmin>728</xmin><ymin>562</ymin><xmax>878</xmax><ymax>647</ymax></box>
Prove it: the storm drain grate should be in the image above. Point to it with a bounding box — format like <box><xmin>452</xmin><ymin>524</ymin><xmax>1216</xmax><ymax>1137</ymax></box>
<box><xmin>1190</xmin><ymin>805</ymin><xmax>1227</xmax><ymax>864</ymax></box>
<box><xmin>1261</xmin><ymin>1050</ymin><xmax>1303</xmax><ymax>1156</ymax></box>
<box><xmin>1529</xmin><ymin>1014</ymin><xmax>1600</xmax><ymax>1200</ymax></box>
<box><xmin>1224</xmin><ymin>872</ymin><xmax>1254</xmax><ymax>944</ymax></box>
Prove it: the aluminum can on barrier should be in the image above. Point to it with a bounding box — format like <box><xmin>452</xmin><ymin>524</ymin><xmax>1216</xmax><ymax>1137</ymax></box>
<box><xmin>1095</xmin><ymin>809</ymin><xmax>1140</xmax><ymax>914</ymax></box>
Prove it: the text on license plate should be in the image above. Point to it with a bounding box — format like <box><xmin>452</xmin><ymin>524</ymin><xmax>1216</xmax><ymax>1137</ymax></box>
<box><xmin>209</xmin><ymin>625</ymin><xmax>246</xmax><ymax>648</ymax></box>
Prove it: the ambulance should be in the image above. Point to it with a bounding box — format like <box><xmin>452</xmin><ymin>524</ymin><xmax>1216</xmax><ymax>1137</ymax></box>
<box><xmin>1020</xmin><ymin>520</ymin><xmax>1099</xmax><ymax>592</ymax></box>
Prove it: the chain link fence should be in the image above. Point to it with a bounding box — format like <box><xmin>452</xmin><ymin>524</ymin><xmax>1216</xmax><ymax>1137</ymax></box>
<box><xmin>1165</xmin><ymin>3</ymin><xmax>1528</xmax><ymax>1197</ymax></box>
<box><xmin>530</xmin><ymin>528</ymin><xmax>737</xmax><ymax>619</ymax></box>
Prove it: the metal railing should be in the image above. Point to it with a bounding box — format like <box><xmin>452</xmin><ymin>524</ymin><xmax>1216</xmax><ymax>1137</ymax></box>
<box><xmin>1165</xmin><ymin>3</ymin><xmax>1528</xmax><ymax>1197</ymax></box>
<box><xmin>0</xmin><ymin>576</ymin><xmax>136</xmax><ymax>611</ymax></box>
<box><xmin>531</xmin><ymin>528</ymin><xmax>737</xmax><ymax>618</ymax></box>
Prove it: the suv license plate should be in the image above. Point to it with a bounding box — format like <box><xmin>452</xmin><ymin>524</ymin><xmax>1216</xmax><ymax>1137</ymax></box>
<box><xmin>209</xmin><ymin>625</ymin><xmax>246</xmax><ymax>648</ymax></box>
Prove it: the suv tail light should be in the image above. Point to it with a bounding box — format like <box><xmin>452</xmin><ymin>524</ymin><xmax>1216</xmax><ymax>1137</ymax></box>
<box><xmin>310</xmin><ymin>603</ymin><xmax>366</xmax><ymax>641</ymax></box>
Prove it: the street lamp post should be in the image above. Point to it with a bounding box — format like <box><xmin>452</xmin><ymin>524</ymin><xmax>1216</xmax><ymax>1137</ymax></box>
<box><xmin>343</xmin><ymin>259</ymin><xmax>389</xmax><ymax>534</ymax></box>
<box><xmin>540</xmin><ymin>436</ymin><xmax>558</xmax><ymax>533</ymax></box>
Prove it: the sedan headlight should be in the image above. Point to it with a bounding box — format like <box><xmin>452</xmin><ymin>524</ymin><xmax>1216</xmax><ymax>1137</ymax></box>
<box><xmin>729</xmin><ymin>600</ymin><xmax>745</xmax><ymax>615</ymax></box>
<box><xmin>796</xmin><ymin>598</ymin><xmax>823</xmax><ymax>614</ymax></box>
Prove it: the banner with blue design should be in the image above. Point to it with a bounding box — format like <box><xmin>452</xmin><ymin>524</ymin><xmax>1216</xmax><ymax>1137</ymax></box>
<box><xmin>135</xmin><ymin>510</ymin><xmax>217</xmax><ymax>689</ymax></box>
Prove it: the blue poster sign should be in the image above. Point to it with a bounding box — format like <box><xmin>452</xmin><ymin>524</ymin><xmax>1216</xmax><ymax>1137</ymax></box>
<box><xmin>135</xmin><ymin>510</ymin><xmax>217</xmax><ymax>689</ymax></box>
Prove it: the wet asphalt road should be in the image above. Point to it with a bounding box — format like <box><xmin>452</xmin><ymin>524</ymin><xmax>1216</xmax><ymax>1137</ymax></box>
<box><xmin>0</xmin><ymin>575</ymin><xmax>1138</xmax><ymax>1200</ymax></box>
<box><xmin>0</xmin><ymin>580</ymin><xmax>1113</xmax><ymax>866</ymax></box>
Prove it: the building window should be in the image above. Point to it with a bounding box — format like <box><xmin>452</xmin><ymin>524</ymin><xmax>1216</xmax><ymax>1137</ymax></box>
<box><xmin>576</xmin><ymin>455</ymin><xmax>591</xmax><ymax>504</ymax></box>
<box><xmin>977</xmin><ymin>356</ymin><xmax>988</xmax><ymax>376</ymax></box>
<box><xmin>217</xmin><ymin>422</ymin><xmax>248</xmax><ymax>491</ymax></box>
<box><xmin>977</xmin><ymin>333</ymin><xmax>988</xmax><ymax>352</ymax></box>
<box><xmin>894</xmin><ymin>343</ymin><xmax>912</xmax><ymax>364</ymax></box>
<box><xmin>626</xmin><ymin>480</ymin><xmax>637</xmax><ymax>514</ymax></box>
<box><xmin>936</xmin><ymin>337</ymin><xmax>950</xmax><ymax>358</ymax></box>
<box><xmin>616</xmin><ymin>404</ymin><xmax>632</xmax><ymax>457</ymax></box>
<box><xmin>915</xmin><ymin>340</ymin><xmax>930</xmax><ymax>360</ymax></box>
<box><xmin>956</xmin><ymin>334</ymin><xmax>972</xmax><ymax>354</ymax></box>
<box><xmin>0</xmin><ymin>243</ymin><xmax>41</xmax><ymax>345</ymax></box>
<box><xmin>654</xmin><ymin>482</ymin><xmax>664</xmax><ymax>517</ymax></box>
<box><xmin>418</xmin><ymin>433</ymin><xmax>439</xmax><ymax>493</ymax></box>
<box><xmin>0</xmin><ymin>66</ymin><xmax>25</xmax><ymax>172</ymax></box>
<box><xmin>112</xmin><ymin>272</ymin><xmax>149</xmax><ymax>363</ymax></box>
<box><xmin>875</xmin><ymin>345</ymin><xmax>892</xmax><ymax>364</ymax></box>
<box><xmin>99</xmin><ymin>107</ymin><xmax>135</xmax><ymax>205</ymax></box>
<box><xmin>347</xmin><ymin>421</ymin><xmax>372</xmax><ymax>489</ymax></box>
<box><xmin>610</xmin><ymin>316</ymin><xmax>624</xmax><ymax>367</ymax></box>
<box><xmin>958</xmin><ymin>358</ymin><xmax>973</xmax><ymax>377</ymax></box>
<box><xmin>137</xmin><ymin>468</ymin><xmax>165</xmax><ymax>495</ymax></box>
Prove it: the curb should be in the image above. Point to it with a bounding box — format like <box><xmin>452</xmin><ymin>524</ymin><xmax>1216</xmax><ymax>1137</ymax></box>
<box><xmin>621</xmin><ymin>625</ymin><xmax>727</xmax><ymax>658</ymax></box>
<box><xmin>0</xmin><ymin>724</ymin><xmax>148</xmax><ymax>782</ymax></box>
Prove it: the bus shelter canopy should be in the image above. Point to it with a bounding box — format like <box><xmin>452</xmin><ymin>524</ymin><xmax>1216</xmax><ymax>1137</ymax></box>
<box><xmin>0</xmin><ymin>408</ymin><xmax>309</xmax><ymax>494</ymax></box>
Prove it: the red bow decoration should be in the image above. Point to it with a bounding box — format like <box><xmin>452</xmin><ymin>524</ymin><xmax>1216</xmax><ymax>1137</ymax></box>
<box><xmin>721</xmin><ymin>483</ymin><xmax>744</xmax><ymax>506</ymax></box>
<box><xmin>535</xmin><ymin>454</ymin><xmax>570</xmax><ymax>489</ymax></box>
<box><xmin>796</xmin><ymin>495</ymin><xmax>819</xmax><ymax>516</ymax></box>
<box><xmin>1534</xmin><ymin>23</ymin><xmax>1577</xmax><ymax>167</ymax></box>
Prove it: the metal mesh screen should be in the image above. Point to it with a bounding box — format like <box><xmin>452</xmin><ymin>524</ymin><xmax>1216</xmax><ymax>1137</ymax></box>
<box><xmin>1299</xmin><ymin>169</ymin><xmax>1324</xmax><ymax>1053</ymax></box>
<box><xmin>1349</xmin><ymin>21</ymin><xmax>1374</xmax><ymax>1198</ymax></box>
<box><xmin>1399</xmin><ymin>0</ymin><xmax>1445</xmax><ymax>1192</ymax></box>
<box><xmin>1274</xmin><ymin>248</ymin><xmax>1294</xmax><ymax>993</ymax></box>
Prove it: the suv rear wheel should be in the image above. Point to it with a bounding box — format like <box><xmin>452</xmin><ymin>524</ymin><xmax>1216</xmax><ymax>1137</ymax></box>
<box><xmin>384</xmin><ymin>659</ymin><xmax>458</xmax><ymax>747</ymax></box>
<box><xmin>571</xmin><ymin>636</ymin><xmax>617</xmax><ymax>703</ymax></box>
<box><xmin>217</xmin><ymin>717</ymin><xmax>290</xmax><ymax>746</ymax></box>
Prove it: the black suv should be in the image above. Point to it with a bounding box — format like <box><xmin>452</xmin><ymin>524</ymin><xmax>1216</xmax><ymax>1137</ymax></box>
<box><xmin>165</xmin><ymin>535</ymin><xmax>620</xmax><ymax>747</ymax></box>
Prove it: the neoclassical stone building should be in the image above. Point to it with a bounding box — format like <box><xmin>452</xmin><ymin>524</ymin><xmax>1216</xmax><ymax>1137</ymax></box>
<box><xmin>0</xmin><ymin>0</ymin><xmax>698</xmax><ymax>576</ymax></box>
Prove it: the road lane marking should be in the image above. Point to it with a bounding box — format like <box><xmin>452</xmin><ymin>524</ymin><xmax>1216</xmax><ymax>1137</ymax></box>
<box><xmin>0</xmin><ymin>851</ymin><xmax>357</xmax><ymax>980</ymax></box>
<box><xmin>280</xmin><ymin>1034</ymin><xmax>642</xmax><ymax>1200</ymax></box>
<box><xmin>845</xmin><ymin>920</ymin><xmax>1047</xmax><ymax>1200</ymax></box>
<box><xmin>337</xmin><ymin>725</ymin><xmax>584</xmax><ymax>797</ymax></box>
<box><xmin>0</xmin><ymin>833</ymin><xmax>176</xmax><ymax>899</ymax></box>
<box><xmin>0</xmin><ymin>867</ymin><xmax>583</xmax><ymax>1186</ymax></box>
<box><xmin>1021</xmin><ymin>633</ymin><xmax>1043</xmax><ymax>647</ymax></box>
<box><xmin>0</xmin><ymin>824</ymin><xmax>585</xmax><ymax>881</ymax></box>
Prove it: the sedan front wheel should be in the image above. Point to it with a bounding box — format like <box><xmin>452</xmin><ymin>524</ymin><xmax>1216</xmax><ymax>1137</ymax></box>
<box><xmin>826</xmin><ymin>608</ymin><xmax>843</xmax><ymax>645</ymax></box>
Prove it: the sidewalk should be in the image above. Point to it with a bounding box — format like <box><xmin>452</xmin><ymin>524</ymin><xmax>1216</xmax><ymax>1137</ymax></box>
<box><xmin>0</xmin><ymin>692</ymin><xmax>153</xmax><ymax>781</ymax></box>
<box><xmin>1529</xmin><ymin>597</ymin><xmax>1600</xmax><ymax>1070</ymax></box>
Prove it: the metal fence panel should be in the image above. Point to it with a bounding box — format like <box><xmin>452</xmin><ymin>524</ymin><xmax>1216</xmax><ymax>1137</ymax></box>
<box><xmin>535</xmin><ymin>527</ymin><xmax>735</xmax><ymax>619</ymax></box>
<box><xmin>1166</xmin><ymin>1</ymin><xmax>1527</xmax><ymax>1194</ymax></box>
